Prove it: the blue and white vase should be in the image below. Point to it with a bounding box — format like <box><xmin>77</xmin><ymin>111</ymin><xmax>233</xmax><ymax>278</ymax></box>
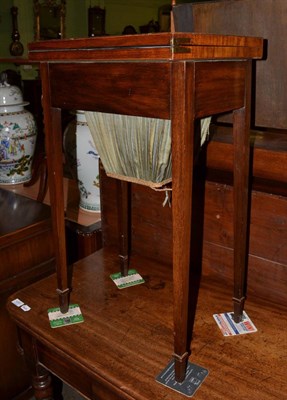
<box><xmin>76</xmin><ymin>111</ymin><xmax>101</xmax><ymax>212</ymax></box>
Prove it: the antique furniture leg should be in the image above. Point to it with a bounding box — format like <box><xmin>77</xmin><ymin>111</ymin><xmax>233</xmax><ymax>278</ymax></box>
<box><xmin>31</xmin><ymin>366</ymin><xmax>53</xmax><ymax>400</ymax></box>
<box><xmin>171</xmin><ymin>61</ymin><xmax>195</xmax><ymax>382</ymax></box>
<box><xmin>171</xmin><ymin>59</ymin><xmax>253</xmax><ymax>379</ymax></box>
<box><xmin>19</xmin><ymin>330</ymin><xmax>54</xmax><ymax>400</ymax></box>
<box><xmin>232</xmin><ymin>61</ymin><xmax>252</xmax><ymax>322</ymax></box>
<box><xmin>41</xmin><ymin>63</ymin><xmax>70</xmax><ymax>313</ymax></box>
<box><xmin>117</xmin><ymin>180</ymin><xmax>130</xmax><ymax>276</ymax></box>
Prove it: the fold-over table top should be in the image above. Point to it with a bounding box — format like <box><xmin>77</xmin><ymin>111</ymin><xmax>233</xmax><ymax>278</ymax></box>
<box><xmin>28</xmin><ymin>32</ymin><xmax>263</xmax><ymax>62</ymax></box>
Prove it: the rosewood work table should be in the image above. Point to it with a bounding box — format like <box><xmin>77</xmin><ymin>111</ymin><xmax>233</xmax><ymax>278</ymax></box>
<box><xmin>7</xmin><ymin>32</ymin><xmax>263</xmax><ymax>398</ymax></box>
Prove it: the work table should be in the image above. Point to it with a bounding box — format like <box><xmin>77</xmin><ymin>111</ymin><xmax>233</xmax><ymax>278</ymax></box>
<box><xmin>7</xmin><ymin>31</ymin><xmax>263</xmax><ymax>396</ymax></box>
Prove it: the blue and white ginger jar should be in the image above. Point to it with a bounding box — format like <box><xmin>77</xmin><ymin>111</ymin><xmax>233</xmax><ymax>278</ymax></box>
<box><xmin>0</xmin><ymin>75</ymin><xmax>37</xmax><ymax>184</ymax></box>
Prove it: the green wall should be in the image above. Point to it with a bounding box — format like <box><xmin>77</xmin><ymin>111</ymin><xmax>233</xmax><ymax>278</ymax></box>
<box><xmin>0</xmin><ymin>0</ymin><xmax>171</xmax><ymax>56</ymax></box>
<box><xmin>0</xmin><ymin>0</ymin><xmax>14</xmax><ymax>58</ymax></box>
<box><xmin>0</xmin><ymin>0</ymin><xmax>199</xmax><ymax>77</ymax></box>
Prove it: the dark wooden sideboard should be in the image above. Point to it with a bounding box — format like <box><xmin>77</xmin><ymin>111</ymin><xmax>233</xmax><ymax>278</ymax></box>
<box><xmin>7</xmin><ymin>31</ymin><xmax>263</xmax><ymax>399</ymax></box>
<box><xmin>0</xmin><ymin>188</ymin><xmax>55</xmax><ymax>399</ymax></box>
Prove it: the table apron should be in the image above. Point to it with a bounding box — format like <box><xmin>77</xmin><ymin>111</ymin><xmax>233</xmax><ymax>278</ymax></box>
<box><xmin>48</xmin><ymin>60</ymin><xmax>248</xmax><ymax>120</ymax></box>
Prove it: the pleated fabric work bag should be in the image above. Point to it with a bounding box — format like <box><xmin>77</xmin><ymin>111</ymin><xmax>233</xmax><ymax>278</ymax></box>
<box><xmin>85</xmin><ymin>111</ymin><xmax>211</xmax><ymax>189</ymax></box>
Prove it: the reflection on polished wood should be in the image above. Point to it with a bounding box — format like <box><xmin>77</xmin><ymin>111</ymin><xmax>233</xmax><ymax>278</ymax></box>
<box><xmin>1</xmin><ymin>178</ymin><xmax>102</xmax><ymax>268</ymax></box>
<box><xmin>0</xmin><ymin>178</ymin><xmax>100</xmax><ymax>228</ymax></box>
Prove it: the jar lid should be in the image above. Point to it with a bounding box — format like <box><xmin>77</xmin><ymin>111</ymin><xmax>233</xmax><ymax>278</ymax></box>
<box><xmin>0</xmin><ymin>72</ymin><xmax>29</xmax><ymax>107</ymax></box>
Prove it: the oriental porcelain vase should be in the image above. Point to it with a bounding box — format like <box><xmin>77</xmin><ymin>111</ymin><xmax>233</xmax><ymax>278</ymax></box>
<box><xmin>0</xmin><ymin>75</ymin><xmax>37</xmax><ymax>184</ymax></box>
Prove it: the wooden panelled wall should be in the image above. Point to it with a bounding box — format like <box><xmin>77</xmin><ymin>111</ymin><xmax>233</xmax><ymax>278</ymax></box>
<box><xmin>173</xmin><ymin>0</ymin><xmax>287</xmax><ymax>130</ymax></box>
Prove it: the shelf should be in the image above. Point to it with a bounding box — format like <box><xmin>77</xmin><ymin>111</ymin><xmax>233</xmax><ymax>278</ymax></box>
<box><xmin>0</xmin><ymin>58</ymin><xmax>39</xmax><ymax>65</ymax></box>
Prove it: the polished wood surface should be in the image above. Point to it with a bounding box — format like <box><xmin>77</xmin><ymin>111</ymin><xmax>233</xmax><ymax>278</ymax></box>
<box><xmin>7</xmin><ymin>248</ymin><xmax>287</xmax><ymax>400</ymax></box>
<box><xmin>1</xmin><ymin>178</ymin><xmax>101</xmax><ymax>228</ymax></box>
<box><xmin>28</xmin><ymin>32</ymin><xmax>262</xmax><ymax>61</ymax></box>
<box><xmin>0</xmin><ymin>188</ymin><xmax>54</xmax><ymax>399</ymax></box>
<box><xmin>0</xmin><ymin>189</ymin><xmax>50</xmax><ymax>238</ymax></box>
<box><xmin>19</xmin><ymin>31</ymin><xmax>263</xmax><ymax>386</ymax></box>
<box><xmin>1</xmin><ymin>178</ymin><xmax>102</xmax><ymax>266</ymax></box>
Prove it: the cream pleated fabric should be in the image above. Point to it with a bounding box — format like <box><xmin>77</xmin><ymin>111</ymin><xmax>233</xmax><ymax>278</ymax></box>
<box><xmin>85</xmin><ymin>111</ymin><xmax>211</xmax><ymax>188</ymax></box>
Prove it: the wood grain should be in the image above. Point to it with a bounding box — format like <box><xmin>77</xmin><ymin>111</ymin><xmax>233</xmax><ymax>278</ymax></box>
<box><xmin>0</xmin><ymin>189</ymin><xmax>55</xmax><ymax>399</ymax></box>
<box><xmin>7</xmin><ymin>248</ymin><xmax>287</xmax><ymax>400</ymax></box>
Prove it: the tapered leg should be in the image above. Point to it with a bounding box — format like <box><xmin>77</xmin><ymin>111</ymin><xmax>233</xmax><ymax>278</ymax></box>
<box><xmin>232</xmin><ymin>107</ymin><xmax>251</xmax><ymax>322</ymax></box>
<box><xmin>40</xmin><ymin>63</ymin><xmax>70</xmax><ymax>313</ymax></box>
<box><xmin>117</xmin><ymin>180</ymin><xmax>130</xmax><ymax>277</ymax></box>
<box><xmin>232</xmin><ymin>61</ymin><xmax>252</xmax><ymax>323</ymax></box>
<box><xmin>171</xmin><ymin>62</ymin><xmax>196</xmax><ymax>382</ymax></box>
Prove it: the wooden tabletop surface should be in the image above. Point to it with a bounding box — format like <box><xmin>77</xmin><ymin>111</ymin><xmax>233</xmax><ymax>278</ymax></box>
<box><xmin>0</xmin><ymin>179</ymin><xmax>101</xmax><ymax>228</ymax></box>
<box><xmin>0</xmin><ymin>188</ymin><xmax>51</xmax><ymax>237</ymax></box>
<box><xmin>7</xmin><ymin>247</ymin><xmax>286</xmax><ymax>400</ymax></box>
<box><xmin>28</xmin><ymin>32</ymin><xmax>263</xmax><ymax>62</ymax></box>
